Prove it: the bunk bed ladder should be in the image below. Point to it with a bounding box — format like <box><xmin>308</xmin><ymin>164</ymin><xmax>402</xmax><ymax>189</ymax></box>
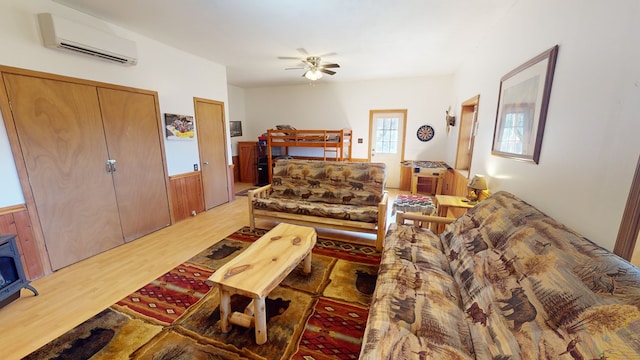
<box><xmin>324</xmin><ymin>145</ymin><xmax>341</xmax><ymax>160</ymax></box>
<box><xmin>323</xmin><ymin>129</ymin><xmax>344</xmax><ymax>160</ymax></box>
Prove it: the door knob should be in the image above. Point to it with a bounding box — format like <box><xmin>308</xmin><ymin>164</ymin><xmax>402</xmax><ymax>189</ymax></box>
<box><xmin>203</xmin><ymin>161</ymin><xmax>209</xmax><ymax>165</ymax></box>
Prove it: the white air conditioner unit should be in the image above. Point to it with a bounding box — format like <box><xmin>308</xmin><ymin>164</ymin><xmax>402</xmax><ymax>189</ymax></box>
<box><xmin>37</xmin><ymin>13</ymin><xmax>138</xmax><ymax>65</ymax></box>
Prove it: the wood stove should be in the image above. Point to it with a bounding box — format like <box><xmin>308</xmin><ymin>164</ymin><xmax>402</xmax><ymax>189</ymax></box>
<box><xmin>0</xmin><ymin>235</ymin><xmax>38</xmax><ymax>309</ymax></box>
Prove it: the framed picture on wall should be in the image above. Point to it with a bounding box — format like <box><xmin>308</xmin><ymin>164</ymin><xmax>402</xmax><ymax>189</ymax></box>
<box><xmin>230</xmin><ymin>121</ymin><xmax>243</xmax><ymax>137</ymax></box>
<box><xmin>164</xmin><ymin>113</ymin><xmax>195</xmax><ymax>140</ymax></box>
<box><xmin>491</xmin><ymin>45</ymin><xmax>559</xmax><ymax>164</ymax></box>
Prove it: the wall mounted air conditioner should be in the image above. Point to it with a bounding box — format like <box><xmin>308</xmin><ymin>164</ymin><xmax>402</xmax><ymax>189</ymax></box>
<box><xmin>37</xmin><ymin>13</ymin><xmax>138</xmax><ymax>65</ymax></box>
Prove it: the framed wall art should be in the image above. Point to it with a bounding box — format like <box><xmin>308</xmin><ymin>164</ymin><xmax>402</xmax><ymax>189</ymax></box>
<box><xmin>164</xmin><ymin>113</ymin><xmax>194</xmax><ymax>140</ymax></box>
<box><xmin>491</xmin><ymin>45</ymin><xmax>559</xmax><ymax>164</ymax></box>
<box><xmin>230</xmin><ymin>121</ymin><xmax>243</xmax><ymax>137</ymax></box>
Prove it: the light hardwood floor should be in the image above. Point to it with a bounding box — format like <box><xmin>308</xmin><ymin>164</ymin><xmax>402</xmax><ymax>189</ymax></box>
<box><xmin>1</xmin><ymin>183</ymin><xmax>402</xmax><ymax>360</ymax></box>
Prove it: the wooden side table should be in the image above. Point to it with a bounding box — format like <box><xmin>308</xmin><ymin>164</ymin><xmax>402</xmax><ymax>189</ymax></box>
<box><xmin>434</xmin><ymin>195</ymin><xmax>475</xmax><ymax>232</ymax></box>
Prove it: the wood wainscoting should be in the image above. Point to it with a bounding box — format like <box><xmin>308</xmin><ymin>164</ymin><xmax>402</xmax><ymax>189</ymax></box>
<box><xmin>232</xmin><ymin>155</ymin><xmax>240</xmax><ymax>182</ymax></box>
<box><xmin>169</xmin><ymin>171</ymin><xmax>205</xmax><ymax>222</ymax></box>
<box><xmin>0</xmin><ymin>205</ymin><xmax>44</xmax><ymax>280</ymax></box>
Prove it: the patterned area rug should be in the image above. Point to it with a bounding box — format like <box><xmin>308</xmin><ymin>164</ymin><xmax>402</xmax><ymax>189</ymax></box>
<box><xmin>25</xmin><ymin>227</ymin><xmax>381</xmax><ymax>360</ymax></box>
<box><xmin>234</xmin><ymin>187</ymin><xmax>257</xmax><ymax>197</ymax></box>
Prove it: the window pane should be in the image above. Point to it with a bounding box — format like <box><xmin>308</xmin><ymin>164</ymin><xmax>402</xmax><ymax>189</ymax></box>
<box><xmin>389</xmin><ymin>129</ymin><xmax>397</xmax><ymax>141</ymax></box>
<box><xmin>390</xmin><ymin>117</ymin><xmax>398</xmax><ymax>129</ymax></box>
<box><xmin>389</xmin><ymin>141</ymin><xmax>398</xmax><ymax>153</ymax></box>
<box><xmin>375</xmin><ymin>116</ymin><xmax>400</xmax><ymax>154</ymax></box>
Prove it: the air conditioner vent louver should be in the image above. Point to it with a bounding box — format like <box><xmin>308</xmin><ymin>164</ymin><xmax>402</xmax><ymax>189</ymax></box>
<box><xmin>58</xmin><ymin>42</ymin><xmax>130</xmax><ymax>64</ymax></box>
<box><xmin>38</xmin><ymin>13</ymin><xmax>138</xmax><ymax>66</ymax></box>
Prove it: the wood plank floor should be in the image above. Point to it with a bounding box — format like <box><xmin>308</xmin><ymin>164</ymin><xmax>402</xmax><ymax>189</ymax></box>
<box><xmin>0</xmin><ymin>183</ymin><xmax>404</xmax><ymax>360</ymax></box>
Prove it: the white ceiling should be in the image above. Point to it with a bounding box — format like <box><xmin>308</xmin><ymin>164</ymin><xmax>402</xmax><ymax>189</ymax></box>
<box><xmin>53</xmin><ymin>0</ymin><xmax>517</xmax><ymax>88</ymax></box>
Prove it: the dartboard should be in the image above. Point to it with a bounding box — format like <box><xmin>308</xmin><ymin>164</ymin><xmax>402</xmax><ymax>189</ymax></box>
<box><xmin>417</xmin><ymin>125</ymin><xmax>435</xmax><ymax>142</ymax></box>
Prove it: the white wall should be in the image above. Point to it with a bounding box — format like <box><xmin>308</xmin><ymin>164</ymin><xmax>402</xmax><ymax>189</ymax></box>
<box><xmin>244</xmin><ymin>75</ymin><xmax>454</xmax><ymax>160</ymax></box>
<box><xmin>450</xmin><ymin>0</ymin><xmax>640</xmax><ymax>251</ymax></box>
<box><xmin>0</xmin><ymin>0</ymin><xmax>230</xmax><ymax>208</ymax></box>
<box><xmin>228</xmin><ymin>84</ymin><xmax>249</xmax><ymax>156</ymax></box>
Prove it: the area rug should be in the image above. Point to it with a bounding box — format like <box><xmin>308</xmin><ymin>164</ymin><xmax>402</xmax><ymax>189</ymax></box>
<box><xmin>25</xmin><ymin>227</ymin><xmax>381</xmax><ymax>360</ymax></box>
<box><xmin>234</xmin><ymin>187</ymin><xmax>257</xmax><ymax>197</ymax></box>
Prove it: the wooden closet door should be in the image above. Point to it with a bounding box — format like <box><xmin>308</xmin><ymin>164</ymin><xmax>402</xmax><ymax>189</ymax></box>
<box><xmin>98</xmin><ymin>88</ymin><xmax>171</xmax><ymax>242</ymax></box>
<box><xmin>3</xmin><ymin>74</ymin><xmax>124</xmax><ymax>270</ymax></box>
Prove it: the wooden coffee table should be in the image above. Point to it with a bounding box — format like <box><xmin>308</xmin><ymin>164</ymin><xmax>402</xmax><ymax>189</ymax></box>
<box><xmin>207</xmin><ymin>223</ymin><xmax>317</xmax><ymax>344</ymax></box>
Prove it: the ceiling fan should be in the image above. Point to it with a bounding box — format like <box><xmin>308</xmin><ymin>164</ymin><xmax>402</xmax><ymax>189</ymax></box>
<box><xmin>278</xmin><ymin>48</ymin><xmax>340</xmax><ymax>81</ymax></box>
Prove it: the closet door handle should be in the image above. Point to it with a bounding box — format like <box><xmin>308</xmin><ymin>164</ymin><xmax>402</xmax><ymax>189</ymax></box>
<box><xmin>106</xmin><ymin>159</ymin><xmax>117</xmax><ymax>173</ymax></box>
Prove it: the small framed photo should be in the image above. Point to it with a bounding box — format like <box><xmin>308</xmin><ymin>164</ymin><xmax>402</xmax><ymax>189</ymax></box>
<box><xmin>164</xmin><ymin>113</ymin><xmax>194</xmax><ymax>140</ymax></box>
<box><xmin>230</xmin><ymin>121</ymin><xmax>243</xmax><ymax>137</ymax></box>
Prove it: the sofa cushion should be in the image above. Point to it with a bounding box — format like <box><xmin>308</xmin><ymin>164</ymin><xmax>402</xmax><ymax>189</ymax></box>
<box><xmin>270</xmin><ymin>159</ymin><xmax>386</xmax><ymax>206</ymax></box>
<box><xmin>378</xmin><ymin>223</ymin><xmax>449</xmax><ymax>271</ymax></box>
<box><xmin>253</xmin><ymin>197</ymin><xmax>379</xmax><ymax>223</ymax></box>
<box><xmin>360</xmin><ymin>224</ymin><xmax>474</xmax><ymax>359</ymax></box>
<box><xmin>442</xmin><ymin>191</ymin><xmax>640</xmax><ymax>359</ymax></box>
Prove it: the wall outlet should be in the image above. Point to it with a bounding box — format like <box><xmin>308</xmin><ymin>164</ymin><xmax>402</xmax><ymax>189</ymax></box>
<box><xmin>358</xmin><ymin>138</ymin><xmax>363</xmax><ymax>144</ymax></box>
<box><xmin>194</xmin><ymin>164</ymin><xmax>199</xmax><ymax>171</ymax></box>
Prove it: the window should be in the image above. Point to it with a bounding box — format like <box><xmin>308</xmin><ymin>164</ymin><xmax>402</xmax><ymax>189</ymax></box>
<box><xmin>375</xmin><ymin>117</ymin><xmax>399</xmax><ymax>154</ymax></box>
<box><xmin>498</xmin><ymin>112</ymin><xmax>527</xmax><ymax>154</ymax></box>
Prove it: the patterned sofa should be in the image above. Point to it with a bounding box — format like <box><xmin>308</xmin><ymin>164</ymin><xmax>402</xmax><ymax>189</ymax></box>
<box><xmin>248</xmin><ymin>159</ymin><xmax>388</xmax><ymax>249</ymax></box>
<box><xmin>360</xmin><ymin>191</ymin><xmax>640</xmax><ymax>359</ymax></box>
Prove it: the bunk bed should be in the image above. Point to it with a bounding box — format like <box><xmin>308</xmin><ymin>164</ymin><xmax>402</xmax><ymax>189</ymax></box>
<box><xmin>266</xmin><ymin>128</ymin><xmax>353</xmax><ymax>182</ymax></box>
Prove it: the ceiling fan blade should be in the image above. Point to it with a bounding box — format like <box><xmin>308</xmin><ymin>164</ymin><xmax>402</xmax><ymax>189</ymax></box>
<box><xmin>317</xmin><ymin>52</ymin><xmax>337</xmax><ymax>58</ymax></box>
<box><xmin>278</xmin><ymin>56</ymin><xmax>302</xmax><ymax>60</ymax></box>
<box><xmin>285</xmin><ymin>67</ymin><xmax>305</xmax><ymax>70</ymax></box>
<box><xmin>322</xmin><ymin>63</ymin><xmax>340</xmax><ymax>68</ymax></box>
<box><xmin>320</xmin><ymin>68</ymin><xmax>336</xmax><ymax>75</ymax></box>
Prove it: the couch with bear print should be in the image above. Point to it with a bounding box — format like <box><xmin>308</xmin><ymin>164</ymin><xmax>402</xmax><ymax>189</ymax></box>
<box><xmin>248</xmin><ymin>159</ymin><xmax>388</xmax><ymax>249</ymax></box>
<box><xmin>360</xmin><ymin>191</ymin><xmax>640</xmax><ymax>359</ymax></box>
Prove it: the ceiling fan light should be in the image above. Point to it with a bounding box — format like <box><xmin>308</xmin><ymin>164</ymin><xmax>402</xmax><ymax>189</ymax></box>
<box><xmin>304</xmin><ymin>69</ymin><xmax>323</xmax><ymax>81</ymax></box>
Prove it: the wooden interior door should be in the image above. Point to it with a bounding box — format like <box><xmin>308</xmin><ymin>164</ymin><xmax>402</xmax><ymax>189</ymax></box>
<box><xmin>3</xmin><ymin>73</ymin><xmax>124</xmax><ymax>270</ymax></box>
<box><xmin>614</xmin><ymin>154</ymin><xmax>640</xmax><ymax>264</ymax></box>
<box><xmin>455</xmin><ymin>95</ymin><xmax>480</xmax><ymax>171</ymax></box>
<box><xmin>98</xmin><ymin>88</ymin><xmax>171</xmax><ymax>241</ymax></box>
<box><xmin>194</xmin><ymin>98</ymin><xmax>229</xmax><ymax>209</ymax></box>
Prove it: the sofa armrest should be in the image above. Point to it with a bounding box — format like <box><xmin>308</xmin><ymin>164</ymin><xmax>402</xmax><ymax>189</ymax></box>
<box><xmin>248</xmin><ymin>184</ymin><xmax>271</xmax><ymax>200</ymax></box>
<box><xmin>375</xmin><ymin>191</ymin><xmax>389</xmax><ymax>250</ymax></box>
<box><xmin>248</xmin><ymin>184</ymin><xmax>272</xmax><ymax>229</ymax></box>
<box><xmin>397</xmin><ymin>212</ymin><xmax>454</xmax><ymax>232</ymax></box>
